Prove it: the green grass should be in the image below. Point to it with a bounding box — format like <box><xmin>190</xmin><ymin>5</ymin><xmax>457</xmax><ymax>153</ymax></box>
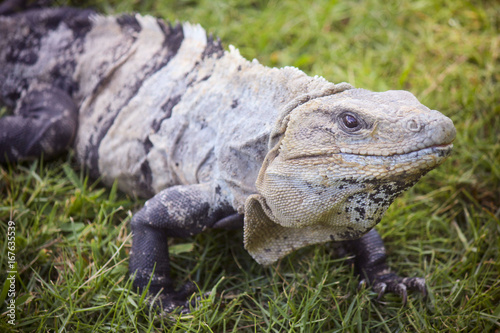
<box><xmin>1</xmin><ymin>0</ymin><xmax>499</xmax><ymax>331</ymax></box>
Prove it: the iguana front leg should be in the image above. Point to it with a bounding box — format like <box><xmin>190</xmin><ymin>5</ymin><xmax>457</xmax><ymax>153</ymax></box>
<box><xmin>344</xmin><ymin>229</ymin><xmax>427</xmax><ymax>305</ymax></box>
<box><xmin>129</xmin><ymin>183</ymin><xmax>236</xmax><ymax>312</ymax></box>
<box><xmin>0</xmin><ymin>85</ymin><xmax>78</xmax><ymax>163</ymax></box>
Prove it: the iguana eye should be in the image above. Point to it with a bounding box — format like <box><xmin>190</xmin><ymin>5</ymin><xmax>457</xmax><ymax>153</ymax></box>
<box><xmin>343</xmin><ymin>114</ymin><xmax>358</xmax><ymax>128</ymax></box>
<box><xmin>339</xmin><ymin>112</ymin><xmax>363</xmax><ymax>132</ymax></box>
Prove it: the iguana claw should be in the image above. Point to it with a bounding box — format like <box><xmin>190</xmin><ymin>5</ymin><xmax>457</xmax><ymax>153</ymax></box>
<box><xmin>373</xmin><ymin>281</ymin><xmax>387</xmax><ymax>300</ymax></box>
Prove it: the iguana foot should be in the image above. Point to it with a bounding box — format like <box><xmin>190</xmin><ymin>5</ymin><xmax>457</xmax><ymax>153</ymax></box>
<box><xmin>344</xmin><ymin>229</ymin><xmax>427</xmax><ymax>305</ymax></box>
<box><xmin>360</xmin><ymin>273</ymin><xmax>426</xmax><ymax>306</ymax></box>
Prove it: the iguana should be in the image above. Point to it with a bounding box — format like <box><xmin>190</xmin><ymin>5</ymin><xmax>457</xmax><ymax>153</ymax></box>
<box><xmin>0</xmin><ymin>2</ymin><xmax>456</xmax><ymax>312</ymax></box>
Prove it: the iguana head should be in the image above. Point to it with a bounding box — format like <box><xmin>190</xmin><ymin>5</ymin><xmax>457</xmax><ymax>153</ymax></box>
<box><xmin>244</xmin><ymin>88</ymin><xmax>456</xmax><ymax>265</ymax></box>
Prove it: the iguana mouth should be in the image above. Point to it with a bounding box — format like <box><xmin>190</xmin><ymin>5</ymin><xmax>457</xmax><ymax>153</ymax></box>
<box><xmin>289</xmin><ymin>143</ymin><xmax>453</xmax><ymax>161</ymax></box>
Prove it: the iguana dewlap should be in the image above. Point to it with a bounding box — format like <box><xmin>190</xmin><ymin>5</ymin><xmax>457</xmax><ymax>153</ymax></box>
<box><xmin>0</xmin><ymin>4</ymin><xmax>455</xmax><ymax>311</ymax></box>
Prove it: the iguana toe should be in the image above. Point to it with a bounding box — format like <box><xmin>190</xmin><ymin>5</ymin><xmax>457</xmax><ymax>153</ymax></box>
<box><xmin>403</xmin><ymin>277</ymin><xmax>427</xmax><ymax>297</ymax></box>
